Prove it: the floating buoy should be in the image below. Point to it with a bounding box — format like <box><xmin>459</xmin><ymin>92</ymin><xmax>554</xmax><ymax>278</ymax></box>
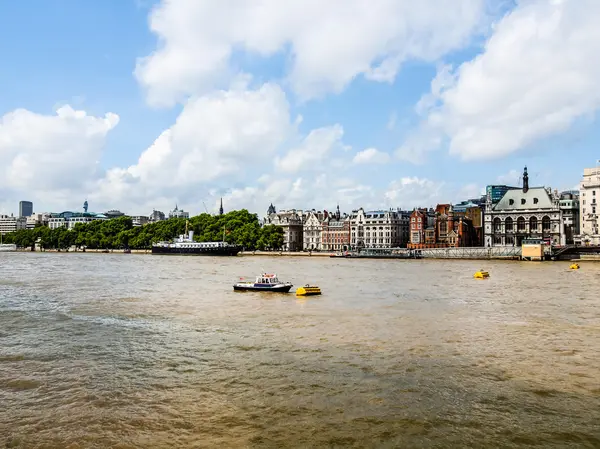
<box><xmin>296</xmin><ymin>285</ymin><xmax>322</xmax><ymax>296</ymax></box>
<box><xmin>474</xmin><ymin>270</ymin><xmax>490</xmax><ymax>279</ymax></box>
<box><xmin>570</xmin><ymin>263</ymin><xmax>580</xmax><ymax>270</ymax></box>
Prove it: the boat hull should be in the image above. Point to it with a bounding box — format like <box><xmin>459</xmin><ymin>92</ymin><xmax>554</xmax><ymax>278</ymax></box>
<box><xmin>152</xmin><ymin>246</ymin><xmax>241</xmax><ymax>256</ymax></box>
<box><xmin>233</xmin><ymin>284</ymin><xmax>293</xmax><ymax>293</ymax></box>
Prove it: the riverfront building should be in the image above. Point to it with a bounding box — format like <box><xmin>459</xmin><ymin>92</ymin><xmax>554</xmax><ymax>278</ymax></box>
<box><xmin>48</xmin><ymin>211</ymin><xmax>108</xmax><ymax>230</ymax></box>
<box><xmin>559</xmin><ymin>191</ymin><xmax>580</xmax><ymax>245</ymax></box>
<box><xmin>578</xmin><ymin>166</ymin><xmax>600</xmax><ymax>245</ymax></box>
<box><xmin>349</xmin><ymin>208</ymin><xmax>410</xmax><ymax>250</ymax></box>
<box><xmin>168</xmin><ymin>205</ymin><xmax>189</xmax><ymax>219</ymax></box>
<box><xmin>320</xmin><ymin>206</ymin><xmax>351</xmax><ymax>252</ymax></box>
<box><xmin>264</xmin><ymin>209</ymin><xmax>304</xmax><ymax>251</ymax></box>
<box><xmin>484</xmin><ymin>167</ymin><xmax>562</xmax><ymax>247</ymax></box>
<box><xmin>0</xmin><ymin>215</ymin><xmax>27</xmax><ymax>235</ymax></box>
<box><xmin>303</xmin><ymin>210</ymin><xmax>325</xmax><ymax>251</ymax></box>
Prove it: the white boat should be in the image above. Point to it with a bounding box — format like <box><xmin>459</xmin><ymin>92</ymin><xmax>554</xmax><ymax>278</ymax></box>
<box><xmin>0</xmin><ymin>244</ymin><xmax>17</xmax><ymax>252</ymax></box>
<box><xmin>233</xmin><ymin>273</ymin><xmax>293</xmax><ymax>293</ymax></box>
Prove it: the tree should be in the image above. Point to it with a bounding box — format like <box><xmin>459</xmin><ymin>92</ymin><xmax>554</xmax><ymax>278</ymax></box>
<box><xmin>1</xmin><ymin>210</ymin><xmax>283</xmax><ymax>250</ymax></box>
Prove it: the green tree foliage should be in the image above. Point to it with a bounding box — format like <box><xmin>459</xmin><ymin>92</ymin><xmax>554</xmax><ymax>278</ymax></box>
<box><xmin>2</xmin><ymin>210</ymin><xmax>284</xmax><ymax>250</ymax></box>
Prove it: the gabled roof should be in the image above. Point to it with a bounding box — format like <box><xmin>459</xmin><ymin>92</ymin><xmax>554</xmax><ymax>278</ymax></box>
<box><xmin>493</xmin><ymin>187</ymin><xmax>554</xmax><ymax>211</ymax></box>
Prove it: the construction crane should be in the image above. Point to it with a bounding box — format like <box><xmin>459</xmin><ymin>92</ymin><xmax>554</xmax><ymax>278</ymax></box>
<box><xmin>202</xmin><ymin>201</ymin><xmax>209</xmax><ymax>214</ymax></box>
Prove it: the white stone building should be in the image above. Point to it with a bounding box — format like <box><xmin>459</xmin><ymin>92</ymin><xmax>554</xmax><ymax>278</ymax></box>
<box><xmin>264</xmin><ymin>209</ymin><xmax>304</xmax><ymax>251</ymax></box>
<box><xmin>349</xmin><ymin>208</ymin><xmax>410</xmax><ymax>249</ymax></box>
<box><xmin>303</xmin><ymin>210</ymin><xmax>324</xmax><ymax>250</ymax></box>
<box><xmin>48</xmin><ymin>212</ymin><xmax>107</xmax><ymax>230</ymax></box>
<box><xmin>578</xmin><ymin>166</ymin><xmax>600</xmax><ymax>245</ymax></box>
<box><xmin>0</xmin><ymin>215</ymin><xmax>27</xmax><ymax>235</ymax></box>
<box><xmin>130</xmin><ymin>216</ymin><xmax>149</xmax><ymax>227</ymax></box>
<box><xmin>484</xmin><ymin>167</ymin><xmax>562</xmax><ymax>247</ymax></box>
<box><xmin>168</xmin><ymin>205</ymin><xmax>189</xmax><ymax>219</ymax></box>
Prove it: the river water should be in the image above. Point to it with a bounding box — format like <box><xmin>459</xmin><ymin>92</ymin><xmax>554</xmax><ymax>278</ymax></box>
<box><xmin>1</xmin><ymin>253</ymin><xmax>599</xmax><ymax>448</ymax></box>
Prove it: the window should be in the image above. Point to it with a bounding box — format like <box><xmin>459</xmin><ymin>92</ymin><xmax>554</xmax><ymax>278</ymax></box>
<box><xmin>517</xmin><ymin>217</ymin><xmax>526</xmax><ymax>231</ymax></box>
<box><xmin>521</xmin><ymin>199</ymin><xmax>526</xmax><ymax>205</ymax></box>
<box><xmin>509</xmin><ymin>199</ymin><xmax>514</xmax><ymax>205</ymax></box>
<box><xmin>533</xmin><ymin>198</ymin><xmax>538</xmax><ymax>204</ymax></box>
<box><xmin>583</xmin><ymin>200</ymin><xmax>586</xmax><ymax>205</ymax></box>
<box><xmin>529</xmin><ymin>216</ymin><xmax>538</xmax><ymax>231</ymax></box>
<box><xmin>594</xmin><ymin>191</ymin><xmax>596</xmax><ymax>196</ymax></box>
<box><xmin>493</xmin><ymin>217</ymin><xmax>502</xmax><ymax>232</ymax></box>
<box><xmin>505</xmin><ymin>217</ymin><xmax>513</xmax><ymax>231</ymax></box>
<box><xmin>542</xmin><ymin>216</ymin><xmax>551</xmax><ymax>231</ymax></box>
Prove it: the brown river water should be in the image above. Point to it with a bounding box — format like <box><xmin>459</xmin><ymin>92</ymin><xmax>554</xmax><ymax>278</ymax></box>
<box><xmin>1</xmin><ymin>253</ymin><xmax>599</xmax><ymax>448</ymax></box>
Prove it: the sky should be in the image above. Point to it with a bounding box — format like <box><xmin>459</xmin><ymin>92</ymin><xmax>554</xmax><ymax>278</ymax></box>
<box><xmin>1</xmin><ymin>0</ymin><xmax>599</xmax><ymax>217</ymax></box>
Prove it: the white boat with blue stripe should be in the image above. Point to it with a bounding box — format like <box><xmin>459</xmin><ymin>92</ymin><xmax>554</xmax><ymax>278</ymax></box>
<box><xmin>233</xmin><ymin>273</ymin><xmax>293</xmax><ymax>293</ymax></box>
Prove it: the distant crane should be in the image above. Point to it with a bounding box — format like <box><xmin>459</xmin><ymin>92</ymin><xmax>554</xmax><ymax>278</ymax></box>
<box><xmin>202</xmin><ymin>201</ymin><xmax>209</xmax><ymax>214</ymax></box>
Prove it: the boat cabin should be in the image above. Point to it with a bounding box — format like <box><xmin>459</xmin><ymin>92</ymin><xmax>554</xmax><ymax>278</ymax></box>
<box><xmin>256</xmin><ymin>274</ymin><xmax>280</xmax><ymax>284</ymax></box>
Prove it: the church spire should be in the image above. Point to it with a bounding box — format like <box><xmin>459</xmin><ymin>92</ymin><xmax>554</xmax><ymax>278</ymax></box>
<box><xmin>523</xmin><ymin>166</ymin><xmax>529</xmax><ymax>193</ymax></box>
<box><xmin>219</xmin><ymin>198</ymin><xmax>224</xmax><ymax>215</ymax></box>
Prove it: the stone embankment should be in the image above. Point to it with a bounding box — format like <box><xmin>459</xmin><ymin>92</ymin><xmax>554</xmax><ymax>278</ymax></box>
<box><xmin>239</xmin><ymin>251</ymin><xmax>331</xmax><ymax>257</ymax></box>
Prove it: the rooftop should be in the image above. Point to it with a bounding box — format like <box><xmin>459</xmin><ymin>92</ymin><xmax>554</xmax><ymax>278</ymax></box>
<box><xmin>493</xmin><ymin>187</ymin><xmax>554</xmax><ymax>211</ymax></box>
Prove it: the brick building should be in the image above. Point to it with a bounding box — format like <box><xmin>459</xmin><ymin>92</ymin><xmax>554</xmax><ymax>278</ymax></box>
<box><xmin>320</xmin><ymin>206</ymin><xmax>351</xmax><ymax>251</ymax></box>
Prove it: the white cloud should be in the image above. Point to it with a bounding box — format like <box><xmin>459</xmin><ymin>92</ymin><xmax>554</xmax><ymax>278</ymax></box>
<box><xmin>415</xmin><ymin>0</ymin><xmax>600</xmax><ymax>160</ymax></box>
<box><xmin>90</xmin><ymin>83</ymin><xmax>293</xmax><ymax>211</ymax></box>
<box><xmin>136</xmin><ymin>0</ymin><xmax>488</xmax><ymax>105</ymax></box>
<box><xmin>0</xmin><ymin>106</ymin><xmax>119</xmax><ymax>213</ymax></box>
<box><xmin>384</xmin><ymin>177</ymin><xmax>445</xmax><ymax>209</ymax></box>
<box><xmin>496</xmin><ymin>169</ymin><xmax>521</xmax><ymax>185</ymax></box>
<box><xmin>352</xmin><ymin>147</ymin><xmax>391</xmax><ymax>165</ymax></box>
<box><xmin>386</xmin><ymin>111</ymin><xmax>397</xmax><ymax>130</ymax></box>
<box><xmin>275</xmin><ymin>124</ymin><xmax>344</xmax><ymax>173</ymax></box>
<box><xmin>394</xmin><ymin>125</ymin><xmax>442</xmax><ymax>164</ymax></box>
<box><xmin>221</xmin><ymin>172</ymin><xmax>377</xmax><ymax>216</ymax></box>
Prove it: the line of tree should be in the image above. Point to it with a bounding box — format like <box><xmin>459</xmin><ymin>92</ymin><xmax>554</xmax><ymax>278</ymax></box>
<box><xmin>2</xmin><ymin>209</ymin><xmax>284</xmax><ymax>251</ymax></box>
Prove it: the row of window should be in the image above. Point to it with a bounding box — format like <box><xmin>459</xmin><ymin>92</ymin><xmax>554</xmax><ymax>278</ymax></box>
<box><xmin>493</xmin><ymin>216</ymin><xmax>552</xmax><ymax>231</ymax></box>
<box><xmin>508</xmin><ymin>197</ymin><xmax>539</xmax><ymax>206</ymax></box>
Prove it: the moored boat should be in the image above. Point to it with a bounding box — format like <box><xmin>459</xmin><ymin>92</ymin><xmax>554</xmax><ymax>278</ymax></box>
<box><xmin>152</xmin><ymin>221</ymin><xmax>241</xmax><ymax>256</ymax></box>
<box><xmin>233</xmin><ymin>273</ymin><xmax>293</xmax><ymax>293</ymax></box>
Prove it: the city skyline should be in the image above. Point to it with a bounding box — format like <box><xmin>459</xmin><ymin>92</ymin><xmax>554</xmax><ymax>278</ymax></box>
<box><xmin>1</xmin><ymin>1</ymin><xmax>599</xmax><ymax>216</ymax></box>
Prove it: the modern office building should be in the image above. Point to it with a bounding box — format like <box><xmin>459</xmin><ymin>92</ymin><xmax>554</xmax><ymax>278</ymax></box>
<box><xmin>19</xmin><ymin>201</ymin><xmax>33</xmax><ymax>218</ymax></box>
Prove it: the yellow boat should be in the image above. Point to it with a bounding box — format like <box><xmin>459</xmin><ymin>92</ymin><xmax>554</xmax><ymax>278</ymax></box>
<box><xmin>473</xmin><ymin>270</ymin><xmax>489</xmax><ymax>279</ymax></box>
<box><xmin>296</xmin><ymin>285</ymin><xmax>322</xmax><ymax>296</ymax></box>
<box><xmin>570</xmin><ymin>263</ymin><xmax>580</xmax><ymax>270</ymax></box>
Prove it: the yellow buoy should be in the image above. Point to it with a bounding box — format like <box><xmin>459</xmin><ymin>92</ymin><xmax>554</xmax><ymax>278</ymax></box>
<box><xmin>296</xmin><ymin>285</ymin><xmax>322</xmax><ymax>296</ymax></box>
<box><xmin>570</xmin><ymin>263</ymin><xmax>580</xmax><ymax>270</ymax></box>
<box><xmin>473</xmin><ymin>270</ymin><xmax>489</xmax><ymax>279</ymax></box>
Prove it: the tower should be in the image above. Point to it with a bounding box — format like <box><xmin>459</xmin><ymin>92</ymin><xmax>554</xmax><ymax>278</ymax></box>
<box><xmin>83</xmin><ymin>200</ymin><xmax>88</xmax><ymax>213</ymax></box>
<box><xmin>219</xmin><ymin>198</ymin><xmax>224</xmax><ymax>215</ymax></box>
<box><xmin>336</xmin><ymin>204</ymin><xmax>341</xmax><ymax>220</ymax></box>
<box><xmin>523</xmin><ymin>166</ymin><xmax>529</xmax><ymax>193</ymax></box>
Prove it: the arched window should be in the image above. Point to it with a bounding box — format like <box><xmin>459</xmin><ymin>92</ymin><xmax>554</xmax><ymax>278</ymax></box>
<box><xmin>505</xmin><ymin>217</ymin><xmax>513</xmax><ymax>231</ymax></box>
<box><xmin>517</xmin><ymin>217</ymin><xmax>526</xmax><ymax>231</ymax></box>
<box><xmin>493</xmin><ymin>217</ymin><xmax>502</xmax><ymax>232</ymax></box>
<box><xmin>530</xmin><ymin>216</ymin><xmax>538</xmax><ymax>231</ymax></box>
<box><xmin>542</xmin><ymin>216</ymin><xmax>551</xmax><ymax>231</ymax></box>
<box><xmin>440</xmin><ymin>221</ymin><xmax>447</xmax><ymax>234</ymax></box>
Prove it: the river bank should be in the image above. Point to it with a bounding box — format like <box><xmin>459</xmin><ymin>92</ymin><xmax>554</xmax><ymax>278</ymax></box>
<box><xmin>11</xmin><ymin>247</ymin><xmax>600</xmax><ymax>261</ymax></box>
